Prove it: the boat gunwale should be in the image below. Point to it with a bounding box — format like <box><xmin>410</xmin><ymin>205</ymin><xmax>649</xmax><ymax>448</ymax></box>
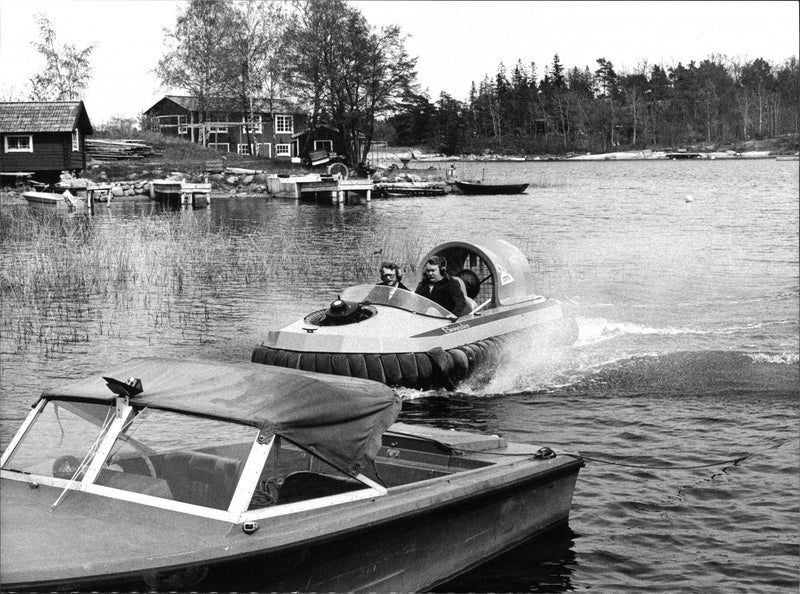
<box><xmin>1</xmin><ymin>452</ymin><xmax>582</xmax><ymax>590</ymax></box>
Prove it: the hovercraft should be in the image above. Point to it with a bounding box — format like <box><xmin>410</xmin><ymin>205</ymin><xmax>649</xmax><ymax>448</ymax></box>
<box><xmin>252</xmin><ymin>239</ymin><xmax>578</xmax><ymax>390</ymax></box>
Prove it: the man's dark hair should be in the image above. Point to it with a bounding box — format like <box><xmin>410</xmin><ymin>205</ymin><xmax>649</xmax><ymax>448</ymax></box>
<box><xmin>380</xmin><ymin>261</ymin><xmax>402</xmax><ymax>281</ymax></box>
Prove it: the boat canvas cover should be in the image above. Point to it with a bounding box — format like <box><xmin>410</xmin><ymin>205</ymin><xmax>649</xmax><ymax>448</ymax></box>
<box><xmin>421</xmin><ymin>239</ymin><xmax>539</xmax><ymax>306</ymax></box>
<box><xmin>39</xmin><ymin>358</ymin><xmax>401</xmax><ymax>475</ymax></box>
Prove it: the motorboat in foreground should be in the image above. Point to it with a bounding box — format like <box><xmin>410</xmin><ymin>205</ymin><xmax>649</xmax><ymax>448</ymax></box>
<box><xmin>0</xmin><ymin>358</ymin><xmax>583</xmax><ymax>592</ymax></box>
<box><xmin>252</xmin><ymin>239</ymin><xmax>578</xmax><ymax>389</ymax></box>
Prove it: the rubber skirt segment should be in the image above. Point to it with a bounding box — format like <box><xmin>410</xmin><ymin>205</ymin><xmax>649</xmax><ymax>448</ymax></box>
<box><xmin>251</xmin><ymin>339</ymin><xmax>506</xmax><ymax>390</ymax></box>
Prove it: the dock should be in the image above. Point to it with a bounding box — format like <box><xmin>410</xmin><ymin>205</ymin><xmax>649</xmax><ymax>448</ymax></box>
<box><xmin>150</xmin><ymin>180</ymin><xmax>212</xmax><ymax>207</ymax></box>
<box><xmin>266</xmin><ymin>174</ymin><xmax>374</xmax><ymax>203</ymax></box>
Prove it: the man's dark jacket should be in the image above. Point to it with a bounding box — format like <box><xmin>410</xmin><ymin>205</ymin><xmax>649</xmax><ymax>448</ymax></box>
<box><xmin>414</xmin><ymin>276</ymin><xmax>468</xmax><ymax>316</ymax></box>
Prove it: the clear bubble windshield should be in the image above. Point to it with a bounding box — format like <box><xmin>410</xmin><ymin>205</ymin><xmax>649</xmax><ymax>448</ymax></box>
<box><xmin>339</xmin><ymin>284</ymin><xmax>452</xmax><ymax>318</ymax></box>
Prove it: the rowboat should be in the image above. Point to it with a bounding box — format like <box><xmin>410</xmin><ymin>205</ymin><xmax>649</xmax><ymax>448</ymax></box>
<box><xmin>22</xmin><ymin>190</ymin><xmax>87</xmax><ymax>210</ymax></box>
<box><xmin>454</xmin><ymin>180</ymin><xmax>529</xmax><ymax>194</ymax></box>
<box><xmin>0</xmin><ymin>358</ymin><xmax>583</xmax><ymax>592</ymax></box>
<box><xmin>252</xmin><ymin>239</ymin><xmax>578</xmax><ymax>390</ymax></box>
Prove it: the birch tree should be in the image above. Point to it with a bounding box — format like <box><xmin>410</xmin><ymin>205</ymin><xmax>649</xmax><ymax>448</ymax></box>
<box><xmin>28</xmin><ymin>14</ymin><xmax>95</xmax><ymax>101</ymax></box>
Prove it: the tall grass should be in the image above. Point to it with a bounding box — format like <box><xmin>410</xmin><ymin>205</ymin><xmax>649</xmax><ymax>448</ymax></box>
<box><xmin>0</xmin><ymin>207</ymin><xmax>432</xmax><ymax>354</ymax></box>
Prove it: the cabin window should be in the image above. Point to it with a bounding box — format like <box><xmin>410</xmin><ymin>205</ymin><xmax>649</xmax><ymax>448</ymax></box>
<box><xmin>237</xmin><ymin>144</ymin><xmax>251</xmax><ymax>155</ymax></box>
<box><xmin>209</xmin><ymin>125</ymin><xmax>228</xmax><ymax>134</ymax></box>
<box><xmin>4</xmin><ymin>135</ymin><xmax>33</xmax><ymax>153</ymax></box>
<box><xmin>208</xmin><ymin>142</ymin><xmax>230</xmax><ymax>152</ymax></box>
<box><xmin>275</xmin><ymin>143</ymin><xmax>291</xmax><ymax>157</ymax></box>
<box><xmin>256</xmin><ymin>143</ymin><xmax>271</xmax><ymax>157</ymax></box>
<box><xmin>178</xmin><ymin>126</ymin><xmax>188</xmax><ymax>135</ymax></box>
<box><xmin>313</xmin><ymin>140</ymin><xmax>333</xmax><ymax>152</ymax></box>
<box><xmin>274</xmin><ymin>115</ymin><xmax>293</xmax><ymax>134</ymax></box>
<box><xmin>72</xmin><ymin>129</ymin><xmax>80</xmax><ymax>151</ymax></box>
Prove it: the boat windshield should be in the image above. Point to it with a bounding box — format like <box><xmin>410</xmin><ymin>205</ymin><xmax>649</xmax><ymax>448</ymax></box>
<box><xmin>339</xmin><ymin>284</ymin><xmax>453</xmax><ymax>318</ymax></box>
<box><xmin>2</xmin><ymin>399</ymin><xmax>257</xmax><ymax>511</ymax></box>
<box><xmin>2</xmin><ymin>400</ymin><xmax>115</xmax><ymax>481</ymax></box>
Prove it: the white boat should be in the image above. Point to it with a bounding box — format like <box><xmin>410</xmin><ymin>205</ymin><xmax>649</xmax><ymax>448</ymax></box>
<box><xmin>22</xmin><ymin>190</ymin><xmax>86</xmax><ymax>210</ymax></box>
<box><xmin>0</xmin><ymin>358</ymin><xmax>583</xmax><ymax>592</ymax></box>
<box><xmin>253</xmin><ymin>239</ymin><xmax>577</xmax><ymax>389</ymax></box>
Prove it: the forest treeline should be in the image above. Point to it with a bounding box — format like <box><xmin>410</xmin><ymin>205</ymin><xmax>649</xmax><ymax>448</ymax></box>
<box><xmin>388</xmin><ymin>54</ymin><xmax>800</xmax><ymax>155</ymax></box>
<box><xmin>13</xmin><ymin>1</ymin><xmax>798</xmax><ymax>159</ymax></box>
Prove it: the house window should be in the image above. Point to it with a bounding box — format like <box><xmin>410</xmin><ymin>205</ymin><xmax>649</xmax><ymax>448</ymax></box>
<box><xmin>257</xmin><ymin>143</ymin><xmax>271</xmax><ymax>157</ymax></box>
<box><xmin>241</xmin><ymin>115</ymin><xmax>262</xmax><ymax>135</ymax></box>
<box><xmin>313</xmin><ymin>140</ymin><xmax>333</xmax><ymax>152</ymax></box>
<box><xmin>208</xmin><ymin>143</ymin><xmax>230</xmax><ymax>152</ymax></box>
<box><xmin>178</xmin><ymin>126</ymin><xmax>188</xmax><ymax>135</ymax></box>
<box><xmin>275</xmin><ymin>144</ymin><xmax>291</xmax><ymax>157</ymax></box>
<box><xmin>72</xmin><ymin>129</ymin><xmax>80</xmax><ymax>151</ymax></box>
<box><xmin>274</xmin><ymin>115</ymin><xmax>293</xmax><ymax>134</ymax></box>
<box><xmin>209</xmin><ymin>126</ymin><xmax>228</xmax><ymax>134</ymax></box>
<box><xmin>4</xmin><ymin>135</ymin><xmax>33</xmax><ymax>153</ymax></box>
<box><xmin>237</xmin><ymin>144</ymin><xmax>251</xmax><ymax>155</ymax></box>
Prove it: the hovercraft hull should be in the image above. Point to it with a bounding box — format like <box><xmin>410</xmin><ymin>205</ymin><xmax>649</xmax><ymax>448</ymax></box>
<box><xmin>252</xmin><ymin>303</ymin><xmax>577</xmax><ymax>390</ymax></box>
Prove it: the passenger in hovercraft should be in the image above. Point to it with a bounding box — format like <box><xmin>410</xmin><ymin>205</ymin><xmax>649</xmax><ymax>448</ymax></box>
<box><xmin>414</xmin><ymin>256</ymin><xmax>469</xmax><ymax>317</ymax></box>
<box><xmin>377</xmin><ymin>262</ymin><xmax>409</xmax><ymax>291</ymax></box>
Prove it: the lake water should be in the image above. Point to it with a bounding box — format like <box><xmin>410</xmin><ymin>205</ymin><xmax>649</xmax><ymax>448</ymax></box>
<box><xmin>1</xmin><ymin>159</ymin><xmax>798</xmax><ymax>592</ymax></box>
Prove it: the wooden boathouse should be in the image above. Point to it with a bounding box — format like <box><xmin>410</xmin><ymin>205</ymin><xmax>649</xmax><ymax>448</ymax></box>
<box><xmin>0</xmin><ymin>101</ymin><xmax>93</xmax><ymax>185</ymax></box>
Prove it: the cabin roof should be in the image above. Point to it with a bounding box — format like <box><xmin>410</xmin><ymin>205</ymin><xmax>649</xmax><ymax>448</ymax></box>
<box><xmin>0</xmin><ymin>101</ymin><xmax>93</xmax><ymax>135</ymax></box>
<box><xmin>145</xmin><ymin>95</ymin><xmax>302</xmax><ymax>116</ymax></box>
<box><xmin>40</xmin><ymin>357</ymin><xmax>401</xmax><ymax>473</ymax></box>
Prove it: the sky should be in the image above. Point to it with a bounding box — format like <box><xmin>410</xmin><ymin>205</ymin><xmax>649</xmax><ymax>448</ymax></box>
<box><xmin>0</xmin><ymin>0</ymin><xmax>797</xmax><ymax>125</ymax></box>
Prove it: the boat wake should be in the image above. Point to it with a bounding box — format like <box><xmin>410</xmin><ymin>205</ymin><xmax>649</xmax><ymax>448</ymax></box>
<box><xmin>573</xmin><ymin>317</ymin><xmax>797</xmax><ymax>345</ymax></box>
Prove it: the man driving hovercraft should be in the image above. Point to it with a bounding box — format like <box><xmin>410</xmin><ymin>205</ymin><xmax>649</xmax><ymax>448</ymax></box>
<box><xmin>414</xmin><ymin>256</ymin><xmax>469</xmax><ymax>317</ymax></box>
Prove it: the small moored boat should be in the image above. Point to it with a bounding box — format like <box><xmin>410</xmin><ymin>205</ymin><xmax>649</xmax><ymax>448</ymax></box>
<box><xmin>0</xmin><ymin>358</ymin><xmax>583</xmax><ymax>592</ymax></box>
<box><xmin>454</xmin><ymin>180</ymin><xmax>529</xmax><ymax>194</ymax></box>
<box><xmin>22</xmin><ymin>190</ymin><xmax>87</xmax><ymax>210</ymax></box>
<box><xmin>252</xmin><ymin>239</ymin><xmax>577</xmax><ymax>389</ymax></box>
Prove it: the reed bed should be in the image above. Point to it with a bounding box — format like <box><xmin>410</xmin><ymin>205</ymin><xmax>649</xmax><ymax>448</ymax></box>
<box><xmin>0</xmin><ymin>207</ymin><xmax>435</xmax><ymax>355</ymax></box>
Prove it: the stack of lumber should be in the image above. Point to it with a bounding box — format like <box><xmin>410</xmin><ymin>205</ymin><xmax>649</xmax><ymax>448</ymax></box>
<box><xmin>86</xmin><ymin>139</ymin><xmax>163</xmax><ymax>161</ymax></box>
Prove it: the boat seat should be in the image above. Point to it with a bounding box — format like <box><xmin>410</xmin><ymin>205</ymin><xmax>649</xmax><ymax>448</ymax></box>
<box><xmin>160</xmin><ymin>451</ymin><xmax>241</xmax><ymax>509</ymax></box>
<box><xmin>453</xmin><ymin>276</ymin><xmax>477</xmax><ymax>314</ymax></box>
<box><xmin>278</xmin><ymin>471</ymin><xmax>362</xmax><ymax>504</ymax></box>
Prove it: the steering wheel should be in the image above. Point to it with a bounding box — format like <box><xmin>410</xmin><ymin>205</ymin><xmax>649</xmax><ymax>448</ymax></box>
<box><xmin>106</xmin><ymin>453</ymin><xmax>157</xmax><ymax>478</ymax></box>
<box><xmin>141</xmin><ymin>454</ymin><xmax>157</xmax><ymax>478</ymax></box>
<box><xmin>254</xmin><ymin>477</ymin><xmax>281</xmax><ymax>506</ymax></box>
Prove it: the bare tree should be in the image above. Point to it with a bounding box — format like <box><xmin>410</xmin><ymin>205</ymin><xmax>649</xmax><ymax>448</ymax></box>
<box><xmin>224</xmin><ymin>0</ymin><xmax>288</xmax><ymax>155</ymax></box>
<box><xmin>284</xmin><ymin>0</ymin><xmax>416</xmax><ymax>165</ymax></box>
<box><xmin>28</xmin><ymin>14</ymin><xmax>95</xmax><ymax>101</ymax></box>
<box><xmin>155</xmin><ymin>0</ymin><xmax>235</xmax><ymax>145</ymax></box>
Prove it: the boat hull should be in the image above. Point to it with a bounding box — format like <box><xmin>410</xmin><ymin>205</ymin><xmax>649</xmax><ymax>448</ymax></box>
<box><xmin>455</xmin><ymin>181</ymin><xmax>529</xmax><ymax>195</ymax></box>
<box><xmin>2</xmin><ymin>453</ymin><xmax>581</xmax><ymax>592</ymax></box>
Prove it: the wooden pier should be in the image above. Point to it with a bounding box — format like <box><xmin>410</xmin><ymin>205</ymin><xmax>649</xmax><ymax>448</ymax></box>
<box><xmin>267</xmin><ymin>175</ymin><xmax>374</xmax><ymax>203</ymax></box>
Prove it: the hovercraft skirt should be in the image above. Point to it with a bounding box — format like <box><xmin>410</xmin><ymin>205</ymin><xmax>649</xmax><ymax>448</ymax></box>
<box><xmin>251</xmin><ymin>336</ymin><xmax>508</xmax><ymax>390</ymax></box>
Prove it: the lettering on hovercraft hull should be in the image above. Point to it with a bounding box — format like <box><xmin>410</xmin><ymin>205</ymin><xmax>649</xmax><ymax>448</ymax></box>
<box><xmin>441</xmin><ymin>323</ymin><xmax>470</xmax><ymax>334</ymax></box>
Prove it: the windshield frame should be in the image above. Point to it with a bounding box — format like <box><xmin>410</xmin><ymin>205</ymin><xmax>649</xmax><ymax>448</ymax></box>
<box><xmin>339</xmin><ymin>284</ymin><xmax>453</xmax><ymax>318</ymax></box>
<box><xmin>0</xmin><ymin>396</ymin><xmax>385</xmax><ymax>522</ymax></box>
